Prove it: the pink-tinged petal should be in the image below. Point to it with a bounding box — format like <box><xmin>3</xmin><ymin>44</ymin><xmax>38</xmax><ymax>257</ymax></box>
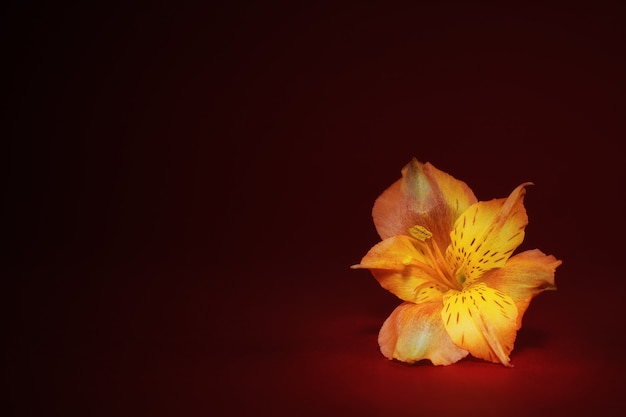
<box><xmin>352</xmin><ymin>235</ymin><xmax>448</xmax><ymax>303</ymax></box>
<box><xmin>445</xmin><ymin>182</ymin><xmax>531</xmax><ymax>287</ymax></box>
<box><xmin>481</xmin><ymin>249</ymin><xmax>562</xmax><ymax>328</ymax></box>
<box><xmin>372</xmin><ymin>159</ymin><xmax>477</xmax><ymax>251</ymax></box>
<box><xmin>442</xmin><ymin>284</ymin><xmax>519</xmax><ymax>366</ymax></box>
<box><xmin>379</xmin><ymin>301</ymin><xmax>469</xmax><ymax>365</ymax></box>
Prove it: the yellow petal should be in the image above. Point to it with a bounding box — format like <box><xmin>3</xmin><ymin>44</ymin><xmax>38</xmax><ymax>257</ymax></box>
<box><xmin>481</xmin><ymin>249</ymin><xmax>561</xmax><ymax>328</ymax></box>
<box><xmin>379</xmin><ymin>301</ymin><xmax>469</xmax><ymax>365</ymax></box>
<box><xmin>352</xmin><ymin>235</ymin><xmax>446</xmax><ymax>303</ymax></box>
<box><xmin>441</xmin><ymin>283</ymin><xmax>518</xmax><ymax>366</ymax></box>
<box><xmin>372</xmin><ymin>159</ymin><xmax>477</xmax><ymax>251</ymax></box>
<box><xmin>445</xmin><ymin>182</ymin><xmax>531</xmax><ymax>287</ymax></box>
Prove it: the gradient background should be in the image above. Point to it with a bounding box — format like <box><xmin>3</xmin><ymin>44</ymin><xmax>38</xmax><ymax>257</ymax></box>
<box><xmin>6</xmin><ymin>2</ymin><xmax>626</xmax><ymax>416</ymax></box>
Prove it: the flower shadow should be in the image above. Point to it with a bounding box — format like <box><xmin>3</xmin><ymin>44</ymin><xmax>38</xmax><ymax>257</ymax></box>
<box><xmin>514</xmin><ymin>326</ymin><xmax>549</xmax><ymax>352</ymax></box>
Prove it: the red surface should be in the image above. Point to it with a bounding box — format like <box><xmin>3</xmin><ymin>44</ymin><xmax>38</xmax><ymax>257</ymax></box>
<box><xmin>6</xmin><ymin>2</ymin><xmax>626</xmax><ymax>416</ymax></box>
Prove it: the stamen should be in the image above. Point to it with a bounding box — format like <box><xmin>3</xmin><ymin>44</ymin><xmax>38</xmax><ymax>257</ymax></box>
<box><xmin>417</xmin><ymin>229</ymin><xmax>461</xmax><ymax>291</ymax></box>
<box><xmin>409</xmin><ymin>225</ymin><xmax>433</xmax><ymax>241</ymax></box>
<box><xmin>429</xmin><ymin>236</ymin><xmax>462</xmax><ymax>291</ymax></box>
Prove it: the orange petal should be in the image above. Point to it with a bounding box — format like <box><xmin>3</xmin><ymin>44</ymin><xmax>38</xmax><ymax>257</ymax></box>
<box><xmin>352</xmin><ymin>235</ymin><xmax>447</xmax><ymax>303</ymax></box>
<box><xmin>441</xmin><ymin>283</ymin><xmax>519</xmax><ymax>366</ymax></box>
<box><xmin>481</xmin><ymin>249</ymin><xmax>561</xmax><ymax>328</ymax></box>
<box><xmin>372</xmin><ymin>159</ymin><xmax>477</xmax><ymax>251</ymax></box>
<box><xmin>379</xmin><ymin>301</ymin><xmax>469</xmax><ymax>365</ymax></box>
<box><xmin>445</xmin><ymin>182</ymin><xmax>531</xmax><ymax>287</ymax></box>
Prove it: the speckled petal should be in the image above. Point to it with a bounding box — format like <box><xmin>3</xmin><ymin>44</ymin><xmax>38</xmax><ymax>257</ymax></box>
<box><xmin>445</xmin><ymin>183</ymin><xmax>531</xmax><ymax>287</ymax></box>
<box><xmin>481</xmin><ymin>249</ymin><xmax>561</xmax><ymax>328</ymax></box>
<box><xmin>442</xmin><ymin>283</ymin><xmax>518</xmax><ymax>366</ymax></box>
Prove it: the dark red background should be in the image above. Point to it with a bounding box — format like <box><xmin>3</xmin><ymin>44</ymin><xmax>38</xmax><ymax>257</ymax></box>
<box><xmin>6</xmin><ymin>2</ymin><xmax>626</xmax><ymax>416</ymax></box>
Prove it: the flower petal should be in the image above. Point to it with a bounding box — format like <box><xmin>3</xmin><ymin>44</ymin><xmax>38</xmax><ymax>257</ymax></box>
<box><xmin>445</xmin><ymin>182</ymin><xmax>531</xmax><ymax>287</ymax></box>
<box><xmin>442</xmin><ymin>283</ymin><xmax>519</xmax><ymax>366</ymax></box>
<box><xmin>379</xmin><ymin>301</ymin><xmax>469</xmax><ymax>365</ymax></box>
<box><xmin>372</xmin><ymin>159</ymin><xmax>477</xmax><ymax>251</ymax></box>
<box><xmin>352</xmin><ymin>235</ymin><xmax>446</xmax><ymax>303</ymax></box>
<box><xmin>481</xmin><ymin>249</ymin><xmax>561</xmax><ymax>328</ymax></box>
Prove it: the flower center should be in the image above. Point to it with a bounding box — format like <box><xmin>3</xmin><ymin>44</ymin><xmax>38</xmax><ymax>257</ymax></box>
<box><xmin>409</xmin><ymin>225</ymin><xmax>462</xmax><ymax>291</ymax></box>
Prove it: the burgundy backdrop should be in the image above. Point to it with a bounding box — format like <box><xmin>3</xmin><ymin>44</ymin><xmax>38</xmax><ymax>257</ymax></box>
<box><xmin>7</xmin><ymin>2</ymin><xmax>625</xmax><ymax>416</ymax></box>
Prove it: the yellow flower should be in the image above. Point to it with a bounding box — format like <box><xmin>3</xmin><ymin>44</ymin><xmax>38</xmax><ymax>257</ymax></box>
<box><xmin>352</xmin><ymin>158</ymin><xmax>562</xmax><ymax>367</ymax></box>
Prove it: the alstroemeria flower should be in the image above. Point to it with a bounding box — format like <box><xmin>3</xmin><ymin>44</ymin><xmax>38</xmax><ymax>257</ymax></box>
<box><xmin>352</xmin><ymin>158</ymin><xmax>561</xmax><ymax>366</ymax></box>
